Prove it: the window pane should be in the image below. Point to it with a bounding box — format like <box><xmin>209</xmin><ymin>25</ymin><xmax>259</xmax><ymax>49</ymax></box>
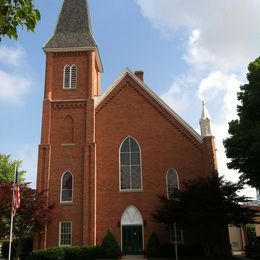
<box><xmin>121</xmin><ymin>138</ymin><xmax>130</xmax><ymax>152</ymax></box>
<box><xmin>131</xmin><ymin>153</ymin><xmax>140</xmax><ymax>165</ymax></box>
<box><xmin>121</xmin><ymin>166</ymin><xmax>130</xmax><ymax>189</ymax></box>
<box><xmin>64</xmin><ymin>66</ymin><xmax>70</xmax><ymax>88</ymax></box>
<box><xmin>60</xmin><ymin>222</ymin><xmax>71</xmax><ymax>246</ymax></box>
<box><xmin>70</xmin><ymin>65</ymin><xmax>77</xmax><ymax>88</ymax></box>
<box><xmin>167</xmin><ymin>170</ymin><xmax>179</xmax><ymax>199</ymax></box>
<box><xmin>130</xmin><ymin>138</ymin><xmax>139</xmax><ymax>152</ymax></box>
<box><xmin>131</xmin><ymin>166</ymin><xmax>141</xmax><ymax>189</ymax></box>
<box><xmin>63</xmin><ymin>172</ymin><xmax>72</xmax><ymax>189</ymax></box>
<box><xmin>121</xmin><ymin>153</ymin><xmax>130</xmax><ymax>165</ymax></box>
<box><xmin>62</xmin><ymin>190</ymin><xmax>72</xmax><ymax>202</ymax></box>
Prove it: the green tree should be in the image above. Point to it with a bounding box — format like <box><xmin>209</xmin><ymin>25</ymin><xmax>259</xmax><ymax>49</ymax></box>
<box><xmin>0</xmin><ymin>182</ymin><xmax>54</xmax><ymax>259</ymax></box>
<box><xmin>0</xmin><ymin>0</ymin><xmax>40</xmax><ymax>40</ymax></box>
<box><xmin>153</xmin><ymin>175</ymin><xmax>256</xmax><ymax>256</ymax></box>
<box><xmin>224</xmin><ymin>57</ymin><xmax>260</xmax><ymax>188</ymax></box>
<box><xmin>0</xmin><ymin>154</ymin><xmax>25</xmax><ymax>184</ymax></box>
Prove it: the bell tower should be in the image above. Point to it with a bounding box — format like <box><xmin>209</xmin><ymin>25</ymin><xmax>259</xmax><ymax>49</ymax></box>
<box><xmin>36</xmin><ymin>0</ymin><xmax>102</xmax><ymax>249</ymax></box>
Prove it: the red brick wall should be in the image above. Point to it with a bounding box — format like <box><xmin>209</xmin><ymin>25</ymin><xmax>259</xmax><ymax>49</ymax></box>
<box><xmin>36</xmin><ymin>50</ymin><xmax>101</xmax><ymax>248</ymax></box>
<box><xmin>37</xmin><ymin>56</ymin><xmax>217</xmax><ymax>249</ymax></box>
<box><xmin>95</xmin><ymin>75</ymin><xmax>212</xmax><ymax>248</ymax></box>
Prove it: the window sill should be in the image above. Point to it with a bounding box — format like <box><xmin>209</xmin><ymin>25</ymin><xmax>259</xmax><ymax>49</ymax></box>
<box><xmin>119</xmin><ymin>189</ymin><xmax>143</xmax><ymax>193</ymax></box>
<box><xmin>60</xmin><ymin>202</ymin><xmax>73</xmax><ymax>205</ymax></box>
<box><xmin>61</xmin><ymin>143</ymin><xmax>75</xmax><ymax>147</ymax></box>
<box><xmin>59</xmin><ymin>244</ymin><xmax>72</xmax><ymax>247</ymax></box>
<box><xmin>62</xmin><ymin>87</ymin><xmax>77</xmax><ymax>90</ymax></box>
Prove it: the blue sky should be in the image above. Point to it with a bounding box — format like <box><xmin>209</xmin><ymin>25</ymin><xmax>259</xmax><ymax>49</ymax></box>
<box><xmin>0</xmin><ymin>0</ymin><xmax>259</xmax><ymax>197</ymax></box>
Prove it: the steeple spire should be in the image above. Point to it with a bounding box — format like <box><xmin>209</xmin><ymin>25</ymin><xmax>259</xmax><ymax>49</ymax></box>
<box><xmin>44</xmin><ymin>0</ymin><xmax>97</xmax><ymax>49</ymax></box>
<box><xmin>199</xmin><ymin>100</ymin><xmax>213</xmax><ymax>138</ymax></box>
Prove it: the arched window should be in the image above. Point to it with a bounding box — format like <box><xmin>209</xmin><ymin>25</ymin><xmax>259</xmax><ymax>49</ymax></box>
<box><xmin>63</xmin><ymin>65</ymin><xmax>70</xmax><ymax>88</ymax></box>
<box><xmin>63</xmin><ymin>64</ymin><xmax>77</xmax><ymax>89</ymax></box>
<box><xmin>61</xmin><ymin>171</ymin><xmax>73</xmax><ymax>202</ymax></box>
<box><xmin>70</xmin><ymin>64</ymin><xmax>77</xmax><ymax>88</ymax></box>
<box><xmin>166</xmin><ymin>169</ymin><xmax>179</xmax><ymax>199</ymax></box>
<box><xmin>120</xmin><ymin>137</ymin><xmax>142</xmax><ymax>190</ymax></box>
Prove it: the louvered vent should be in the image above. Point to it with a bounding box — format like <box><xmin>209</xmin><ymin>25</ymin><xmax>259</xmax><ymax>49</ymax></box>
<box><xmin>70</xmin><ymin>65</ymin><xmax>77</xmax><ymax>88</ymax></box>
<box><xmin>63</xmin><ymin>65</ymin><xmax>70</xmax><ymax>88</ymax></box>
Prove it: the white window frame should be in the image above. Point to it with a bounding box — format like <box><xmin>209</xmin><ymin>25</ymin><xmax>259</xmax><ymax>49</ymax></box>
<box><xmin>59</xmin><ymin>221</ymin><xmax>72</xmax><ymax>246</ymax></box>
<box><xmin>60</xmin><ymin>170</ymin><xmax>73</xmax><ymax>204</ymax></box>
<box><xmin>63</xmin><ymin>64</ymin><xmax>77</xmax><ymax>89</ymax></box>
<box><xmin>119</xmin><ymin>136</ymin><xmax>143</xmax><ymax>192</ymax></box>
<box><xmin>166</xmin><ymin>169</ymin><xmax>179</xmax><ymax>200</ymax></box>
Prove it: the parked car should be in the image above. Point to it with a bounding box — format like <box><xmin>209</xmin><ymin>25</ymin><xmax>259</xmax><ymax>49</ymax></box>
<box><xmin>245</xmin><ymin>236</ymin><xmax>260</xmax><ymax>258</ymax></box>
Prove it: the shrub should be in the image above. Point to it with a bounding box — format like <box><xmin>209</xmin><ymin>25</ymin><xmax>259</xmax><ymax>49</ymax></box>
<box><xmin>1</xmin><ymin>240</ymin><xmax>17</xmax><ymax>259</ymax></box>
<box><xmin>1</xmin><ymin>237</ymin><xmax>33</xmax><ymax>259</ymax></box>
<box><xmin>26</xmin><ymin>247</ymin><xmax>65</xmax><ymax>260</ymax></box>
<box><xmin>64</xmin><ymin>246</ymin><xmax>104</xmax><ymax>260</ymax></box>
<box><xmin>101</xmin><ymin>229</ymin><xmax>121</xmax><ymax>258</ymax></box>
<box><xmin>146</xmin><ymin>232</ymin><xmax>160</xmax><ymax>257</ymax></box>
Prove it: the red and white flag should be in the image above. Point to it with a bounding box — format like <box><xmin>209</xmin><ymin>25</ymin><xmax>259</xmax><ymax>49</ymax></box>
<box><xmin>12</xmin><ymin>170</ymin><xmax>20</xmax><ymax>216</ymax></box>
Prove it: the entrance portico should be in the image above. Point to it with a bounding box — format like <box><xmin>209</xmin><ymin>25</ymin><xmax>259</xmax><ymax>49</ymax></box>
<box><xmin>121</xmin><ymin>206</ymin><xmax>144</xmax><ymax>255</ymax></box>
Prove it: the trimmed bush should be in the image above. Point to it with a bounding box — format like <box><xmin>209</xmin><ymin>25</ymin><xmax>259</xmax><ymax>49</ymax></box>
<box><xmin>101</xmin><ymin>229</ymin><xmax>121</xmax><ymax>258</ymax></box>
<box><xmin>20</xmin><ymin>237</ymin><xmax>33</xmax><ymax>259</ymax></box>
<box><xmin>26</xmin><ymin>247</ymin><xmax>65</xmax><ymax>260</ymax></box>
<box><xmin>146</xmin><ymin>232</ymin><xmax>160</xmax><ymax>257</ymax></box>
<box><xmin>64</xmin><ymin>246</ymin><xmax>104</xmax><ymax>260</ymax></box>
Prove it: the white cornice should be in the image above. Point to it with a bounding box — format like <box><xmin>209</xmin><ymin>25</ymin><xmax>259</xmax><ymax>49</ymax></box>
<box><xmin>95</xmin><ymin>68</ymin><xmax>203</xmax><ymax>143</ymax></box>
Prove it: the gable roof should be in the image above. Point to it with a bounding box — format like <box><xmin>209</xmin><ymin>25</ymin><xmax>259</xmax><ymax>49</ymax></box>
<box><xmin>95</xmin><ymin>69</ymin><xmax>203</xmax><ymax>143</ymax></box>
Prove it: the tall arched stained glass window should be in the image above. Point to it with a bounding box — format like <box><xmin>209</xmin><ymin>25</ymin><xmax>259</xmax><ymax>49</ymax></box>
<box><xmin>120</xmin><ymin>137</ymin><xmax>142</xmax><ymax>190</ymax></box>
<box><xmin>166</xmin><ymin>169</ymin><xmax>179</xmax><ymax>199</ymax></box>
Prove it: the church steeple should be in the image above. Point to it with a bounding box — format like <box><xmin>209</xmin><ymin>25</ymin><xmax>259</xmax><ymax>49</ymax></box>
<box><xmin>44</xmin><ymin>0</ymin><xmax>97</xmax><ymax>49</ymax></box>
<box><xmin>199</xmin><ymin>101</ymin><xmax>213</xmax><ymax>138</ymax></box>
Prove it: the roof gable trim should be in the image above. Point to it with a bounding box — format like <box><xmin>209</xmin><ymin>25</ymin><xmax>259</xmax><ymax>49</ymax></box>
<box><xmin>95</xmin><ymin>68</ymin><xmax>202</xmax><ymax>143</ymax></box>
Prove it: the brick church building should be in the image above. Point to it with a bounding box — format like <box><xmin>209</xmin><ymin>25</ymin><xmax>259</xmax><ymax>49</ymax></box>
<box><xmin>36</xmin><ymin>0</ymin><xmax>217</xmax><ymax>254</ymax></box>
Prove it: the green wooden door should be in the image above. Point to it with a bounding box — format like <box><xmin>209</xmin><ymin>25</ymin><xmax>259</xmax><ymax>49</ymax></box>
<box><xmin>122</xmin><ymin>225</ymin><xmax>143</xmax><ymax>255</ymax></box>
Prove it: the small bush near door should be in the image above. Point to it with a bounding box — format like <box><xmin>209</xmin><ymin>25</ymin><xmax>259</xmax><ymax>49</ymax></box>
<box><xmin>146</xmin><ymin>232</ymin><xmax>160</xmax><ymax>257</ymax></box>
<box><xmin>101</xmin><ymin>228</ymin><xmax>121</xmax><ymax>258</ymax></box>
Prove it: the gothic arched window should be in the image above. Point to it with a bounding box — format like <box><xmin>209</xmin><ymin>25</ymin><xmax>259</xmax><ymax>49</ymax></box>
<box><xmin>63</xmin><ymin>64</ymin><xmax>77</xmax><ymax>89</ymax></box>
<box><xmin>166</xmin><ymin>169</ymin><xmax>179</xmax><ymax>199</ymax></box>
<box><xmin>61</xmin><ymin>171</ymin><xmax>73</xmax><ymax>202</ymax></box>
<box><xmin>70</xmin><ymin>64</ymin><xmax>77</xmax><ymax>88</ymax></box>
<box><xmin>120</xmin><ymin>137</ymin><xmax>142</xmax><ymax>190</ymax></box>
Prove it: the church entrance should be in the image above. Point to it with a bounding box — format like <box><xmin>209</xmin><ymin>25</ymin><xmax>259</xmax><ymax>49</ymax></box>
<box><xmin>122</xmin><ymin>225</ymin><xmax>143</xmax><ymax>255</ymax></box>
<box><xmin>121</xmin><ymin>206</ymin><xmax>144</xmax><ymax>255</ymax></box>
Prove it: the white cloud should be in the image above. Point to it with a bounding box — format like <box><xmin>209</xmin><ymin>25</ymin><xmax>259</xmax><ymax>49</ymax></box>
<box><xmin>137</xmin><ymin>0</ymin><xmax>260</xmax><ymax>72</ymax></box>
<box><xmin>198</xmin><ymin>72</ymin><xmax>255</xmax><ymax>197</ymax></box>
<box><xmin>0</xmin><ymin>45</ymin><xmax>25</xmax><ymax>67</ymax></box>
<box><xmin>160</xmin><ymin>75</ymin><xmax>195</xmax><ymax>115</ymax></box>
<box><xmin>137</xmin><ymin>0</ymin><xmax>258</xmax><ymax>197</ymax></box>
<box><xmin>0</xmin><ymin>70</ymin><xmax>31</xmax><ymax>104</ymax></box>
<box><xmin>0</xmin><ymin>46</ymin><xmax>31</xmax><ymax>104</ymax></box>
<box><xmin>198</xmin><ymin>71</ymin><xmax>241</xmax><ymax>122</ymax></box>
<box><xmin>17</xmin><ymin>144</ymin><xmax>38</xmax><ymax>188</ymax></box>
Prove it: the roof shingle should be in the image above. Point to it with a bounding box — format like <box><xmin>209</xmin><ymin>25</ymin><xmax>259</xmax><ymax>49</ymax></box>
<box><xmin>44</xmin><ymin>0</ymin><xmax>96</xmax><ymax>49</ymax></box>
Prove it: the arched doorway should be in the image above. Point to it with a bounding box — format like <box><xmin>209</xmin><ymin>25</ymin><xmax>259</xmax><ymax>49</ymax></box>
<box><xmin>121</xmin><ymin>205</ymin><xmax>143</xmax><ymax>255</ymax></box>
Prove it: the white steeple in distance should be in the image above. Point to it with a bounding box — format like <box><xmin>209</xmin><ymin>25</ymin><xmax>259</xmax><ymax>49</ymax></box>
<box><xmin>199</xmin><ymin>101</ymin><xmax>212</xmax><ymax>138</ymax></box>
